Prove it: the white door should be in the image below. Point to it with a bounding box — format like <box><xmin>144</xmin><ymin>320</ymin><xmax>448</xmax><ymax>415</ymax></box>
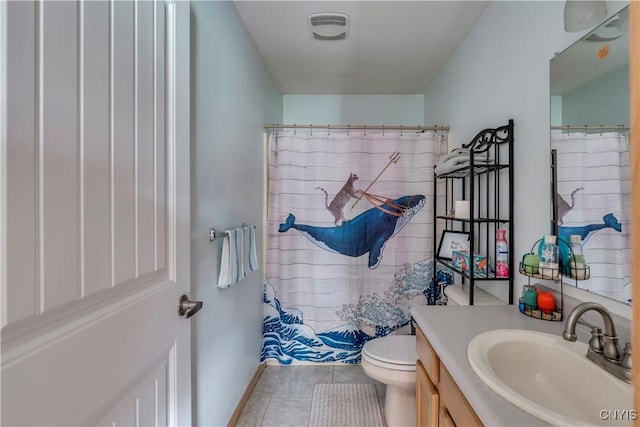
<box><xmin>1</xmin><ymin>0</ymin><xmax>192</xmax><ymax>425</ymax></box>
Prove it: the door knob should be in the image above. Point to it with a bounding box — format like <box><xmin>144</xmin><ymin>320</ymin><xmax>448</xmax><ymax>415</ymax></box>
<box><xmin>177</xmin><ymin>294</ymin><xmax>203</xmax><ymax>319</ymax></box>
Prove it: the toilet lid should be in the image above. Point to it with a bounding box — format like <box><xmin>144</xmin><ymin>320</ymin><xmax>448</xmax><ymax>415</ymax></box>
<box><xmin>362</xmin><ymin>335</ymin><xmax>417</xmax><ymax>366</ymax></box>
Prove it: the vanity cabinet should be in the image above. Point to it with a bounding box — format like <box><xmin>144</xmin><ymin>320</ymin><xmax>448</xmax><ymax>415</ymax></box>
<box><xmin>432</xmin><ymin>120</ymin><xmax>514</xmax><ymax>305</ymax></box>
<box><xmin>416</xmin><ymin>360</ymin><xmax>438</xmax><ymax>426</ymax></box>
<box><xmin>416</xmin><ymin>326</ymin><xmax>483</xmax><ymax>427</ymax></box>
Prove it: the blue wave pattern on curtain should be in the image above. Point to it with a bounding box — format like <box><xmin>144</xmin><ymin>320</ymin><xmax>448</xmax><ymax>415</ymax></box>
<box><xmin>262</xmin><ymin>129</ymin><xmax>452</xmax><ymax>364</ymax></box>
<box><xmin>551</xmin><ymin>131</ymin><xmax>631</xmax><ymax>304</ymax></box>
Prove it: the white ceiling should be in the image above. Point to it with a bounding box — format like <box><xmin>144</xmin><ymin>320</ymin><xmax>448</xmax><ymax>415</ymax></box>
<box><xmin>234</xmin><ymin>1</ymin><xmax>489</xmax><ymax>94</ymax></box>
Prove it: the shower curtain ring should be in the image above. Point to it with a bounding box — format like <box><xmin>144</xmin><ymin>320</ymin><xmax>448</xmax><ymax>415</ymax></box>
<box><xmin>327</xmin><ymin>124</ymin><xmax>330</xmax><ymax>136</ymax></box>
<box><xmin>382</xmin><ymin>125</ymin><xmax>385</xmax><ymax>136</ymax></box>
<box><xmin>310</xmin><ymin>125</ymin><xmax>313</xmax><ymax>137</ymax></box>
<box><xmin>400</xmin><ymin>125</ymin><xmax>403</xmax><ymax>136</ymax></box>
<box><xmin>347</xmin><ymin>124</ymin><xmax>350</xmax><ymax>136</ymax></box>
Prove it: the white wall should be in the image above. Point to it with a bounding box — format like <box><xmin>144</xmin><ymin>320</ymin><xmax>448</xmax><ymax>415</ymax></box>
<box><xmin>423</xmin><ymin>0</ymin><xmax>630</xmax><ymax>318</ymax></box>
<box><xmin>284</xmin><ymin>94</ymin><xmax>424</xmax><ymax>124</ymax></box>
<box><xmin>562</xmin><ymin>66</ymin><xmax>630</xmax><ymax>125</ymax></box>
<box><xmin>190</xmin><ymin>2</ymin><xmax>282</xmax><ymax>426</ymax></box>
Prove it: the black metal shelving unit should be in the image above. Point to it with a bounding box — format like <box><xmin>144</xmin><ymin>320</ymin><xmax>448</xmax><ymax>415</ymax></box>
<box><xmin>432</xmin><ymin>120</ymin><xmax>515</xmax><ymax>305</ymax></box>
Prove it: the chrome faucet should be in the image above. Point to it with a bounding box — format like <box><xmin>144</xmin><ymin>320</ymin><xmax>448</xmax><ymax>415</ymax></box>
<box><xmin>562</xmin><ymin>302</ymin><xmax>631</xmax><ymax>383</ymax></box>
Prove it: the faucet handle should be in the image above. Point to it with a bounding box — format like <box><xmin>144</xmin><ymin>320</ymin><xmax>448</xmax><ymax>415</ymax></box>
<box><xmin>602</xmin><ymin>335</ymin><xmax>622</xmax><ymax>362</ymax></box>
<box><xmin>588</xmin><ymin>327</ymin><xmax>605</xmax><ymax>354</ymax></box>
<box><xmin>621</xmin><ymin>343</ymin><xmax>632</xmax><ymax>370</ymax></box>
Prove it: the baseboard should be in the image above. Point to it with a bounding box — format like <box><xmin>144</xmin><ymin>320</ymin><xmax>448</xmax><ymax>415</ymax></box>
<box><xmin>227</xmin><ymin>363</ymin><xmax>267</xmax><ymax>427</ymax></box>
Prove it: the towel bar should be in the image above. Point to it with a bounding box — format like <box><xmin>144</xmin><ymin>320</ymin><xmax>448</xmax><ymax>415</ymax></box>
<box><xmin>209</xmin><ymin>224</ymin><xmax>255</xmax><ymax>241</ymax></box>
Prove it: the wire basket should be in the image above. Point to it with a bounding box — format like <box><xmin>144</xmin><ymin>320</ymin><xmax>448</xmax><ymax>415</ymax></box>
<box><xmin>518</xmin><ymin>297</ymin><xmax>562</xmax><ymax>321</ymax></box>
<box><xmin>520</xmin><ymin>238</ymin><xmax>590</xmax><ymax>281</ymax></box>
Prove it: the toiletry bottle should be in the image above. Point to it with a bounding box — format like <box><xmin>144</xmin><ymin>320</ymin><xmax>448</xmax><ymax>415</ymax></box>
<box><xmin>538</xmin><ymin>235</ymin><xmax>559</xmax><ymax>279</ymax></box>
<box><xmin>495</xmin><ymin>228</ymin><xmax>509</xmax><ymax>278</ymax></box>
<box><xmin>569</xmin><ymin>235</ymin><xmax>586</xmax><ymax>279</ymax></box>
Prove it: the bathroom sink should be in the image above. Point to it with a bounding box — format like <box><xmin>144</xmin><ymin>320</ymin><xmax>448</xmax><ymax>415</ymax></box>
<box><xmin>468</xmin><ymin>329</ymin><xmax>633</xmax><ymax>426</ymax></box>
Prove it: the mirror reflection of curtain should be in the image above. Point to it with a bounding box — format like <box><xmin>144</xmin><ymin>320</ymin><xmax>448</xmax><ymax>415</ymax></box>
<box><xmin>262</xmin><ymin>129</ymin><xmax>451</xmax><ymax>364</ymax></box>
<box><xmin>551</xmin><ymin>131</ymin><xmax>631</xmax><ymax>304</ymax></box>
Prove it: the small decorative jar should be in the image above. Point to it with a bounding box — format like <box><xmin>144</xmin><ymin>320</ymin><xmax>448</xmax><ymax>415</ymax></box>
<box><xmin>522</xmin><ymin>285</ymin><xmax>538</xmax><ymax>309</ymax></box>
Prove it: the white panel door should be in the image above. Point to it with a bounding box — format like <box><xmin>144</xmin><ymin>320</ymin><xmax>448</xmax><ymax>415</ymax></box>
<box><xmin>0</xmin><ymin>0</ymin><xmax>192</xmax><ymax>425</ymax></box>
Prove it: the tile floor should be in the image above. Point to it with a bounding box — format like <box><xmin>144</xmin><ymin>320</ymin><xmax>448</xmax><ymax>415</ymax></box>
<box><xmin>236</xmin><ymin>364</ymin><xmax>386</xmax><ymax>427</ymax></box>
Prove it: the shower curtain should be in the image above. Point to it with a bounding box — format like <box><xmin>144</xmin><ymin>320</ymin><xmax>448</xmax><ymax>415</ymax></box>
<box><xmin>551</xmin><ymin>131</ymin><xmax>631</xmax><ymax>303</ymax></box>
<box><xmin>262</xmin><ymin>129</ymin><xmax>451</xmax><ymax>364</ymax></box>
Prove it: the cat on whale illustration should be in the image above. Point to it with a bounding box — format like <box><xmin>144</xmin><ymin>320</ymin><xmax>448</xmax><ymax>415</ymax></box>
<box><xmin>279</xmin><ymin>194</ymin><xmax>425</xmax><ymax>269</ymax></box>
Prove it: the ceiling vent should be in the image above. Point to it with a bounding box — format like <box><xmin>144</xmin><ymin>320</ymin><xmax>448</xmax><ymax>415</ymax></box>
<box><xmin>308</xmin><ymin>13</ymin><xmax>349</xmax><ymax>41</ymax></box>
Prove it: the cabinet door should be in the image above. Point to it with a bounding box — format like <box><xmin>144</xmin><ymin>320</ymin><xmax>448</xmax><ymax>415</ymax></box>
<box><xmin>417</xmin><ymin>360</ymin><xmax>439</xmax><ymax>427</ymax></box>
<box><xmin>417</xmin><ymin>326</ymin><xmax>439</xmax><ymax>385</ymax></box>
<box><xmin>439</xmin><ymin>407</ymin><xmax>456</xmax><ymax>427</ymax></box>
<box><xmin>439</xmin><ymin>365</ymin><xmax>483</xmax><ymax>426</ymax></box>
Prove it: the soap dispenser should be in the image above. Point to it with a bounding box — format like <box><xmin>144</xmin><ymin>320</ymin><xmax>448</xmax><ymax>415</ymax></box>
<box><xmin>569</xmin><ymin>235</ymin><xmax>587</xmax><ymax>279</ymax></box>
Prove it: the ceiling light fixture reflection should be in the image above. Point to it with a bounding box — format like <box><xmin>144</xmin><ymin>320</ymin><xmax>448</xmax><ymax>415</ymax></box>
<box><xmin>564</xmin><ymin>0</ymin><xmax>607</xmax><ymax>32</ymax></box>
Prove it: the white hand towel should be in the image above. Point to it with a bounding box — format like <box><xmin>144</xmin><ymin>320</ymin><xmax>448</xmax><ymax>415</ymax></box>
<box><xmin>217</xmin><ymin>226</ymin><xmax>259</xmax><ymax>288</ymax></box>
<box><xmin>235</xmin><ymin>227</ymin><xmax>246</xmax><ymax>282</ymax></box>
<box><xmin>248</xmin><ymin>225</ymin><xmax>259</xmax><ymax>272</ymax></box>
<box><xmin>217</xmin><ymin>229</ymin><xmax>238</xmax><ymax>288</ymax></box>
<box><xmin>229</xmin><ymin>229</ymin><xmax>239</xmax><ymax>284</ymax></box>
<box><xmin>217</xmin><ymin>237</ymin><xmax>230</xmax><ymax>287</ymax></box>
<box><xmin>243</xmin><ymin>226</ymin><xmax>253</xmax><ymax>274</ymax></box>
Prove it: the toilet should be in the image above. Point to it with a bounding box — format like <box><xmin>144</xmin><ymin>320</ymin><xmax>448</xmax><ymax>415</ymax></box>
<box><xmin>361</xmin><ymin>335</ymin><xmax>417</xmax><ymax>427</ymax></box>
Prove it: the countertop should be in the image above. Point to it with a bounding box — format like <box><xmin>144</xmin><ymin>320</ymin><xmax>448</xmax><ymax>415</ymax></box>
<box><xmin>411</xmin><ymin>304</ymin><xmax>569</xmax><ymax>427</ymax></box>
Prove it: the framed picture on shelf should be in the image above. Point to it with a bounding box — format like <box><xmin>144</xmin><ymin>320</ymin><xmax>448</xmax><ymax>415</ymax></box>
<box><xmin>437</xmin><ymin>230</ymin><xmax>470</xmax><ymax>260</ymax></box>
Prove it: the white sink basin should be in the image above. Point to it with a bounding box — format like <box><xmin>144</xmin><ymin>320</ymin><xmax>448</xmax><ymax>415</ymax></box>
<box><xmin>468</xmin><ymin>329</ymin><xmax>633</xmax><ymax>426</ymax></box>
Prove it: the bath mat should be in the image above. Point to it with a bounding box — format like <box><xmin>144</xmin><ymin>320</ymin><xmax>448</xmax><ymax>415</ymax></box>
<box><xmin>308</xmin><ymin>383</ymin><xmax>385</xmax><ymax>427</ymax></box>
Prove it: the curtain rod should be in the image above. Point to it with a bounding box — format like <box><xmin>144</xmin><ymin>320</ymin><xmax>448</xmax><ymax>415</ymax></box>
<box><xmin>264</xmin><ymin>124</ymin><xmax>449</xmax><ymax>131</ymax></box>
<box><xmin>551</xmin><ymin>125</ymin><xmax>630</xmax><ymax>130</ymax></box>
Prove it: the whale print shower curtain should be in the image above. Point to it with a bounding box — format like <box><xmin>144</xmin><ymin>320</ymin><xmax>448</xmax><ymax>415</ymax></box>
<box><xmin>262</xmin><ymin>129</ymin><xmax>452</xmax><ymax>364</ymax></box>
<box><xmin>551</xmin><ymin>131</ymin><xmax>631</xmax><ymax>303</ymax></box>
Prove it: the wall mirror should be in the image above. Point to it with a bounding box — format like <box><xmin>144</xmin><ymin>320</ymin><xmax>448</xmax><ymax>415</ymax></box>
<box><xmin>550</xmin><ymin>5</ymin><xmax>631</xmax><ymax>305</ymax></box>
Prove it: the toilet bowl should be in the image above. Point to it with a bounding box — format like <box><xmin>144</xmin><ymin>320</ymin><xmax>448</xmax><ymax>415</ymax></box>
<box><xmin>361</xmin><ymin>335</ymin><xmax>417</xmax><ymax>427</ymax></box>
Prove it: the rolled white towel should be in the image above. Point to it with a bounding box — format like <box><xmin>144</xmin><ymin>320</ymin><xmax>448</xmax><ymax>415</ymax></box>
<box><xmin>435</xmin><ymin>155</ymin><xmax>492</xmax><ymax>176</ymax></box>
<box><xmin>438</xmin><ymin>147</ymin><xmax>469</xmax><ymax>163</ymax></box>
